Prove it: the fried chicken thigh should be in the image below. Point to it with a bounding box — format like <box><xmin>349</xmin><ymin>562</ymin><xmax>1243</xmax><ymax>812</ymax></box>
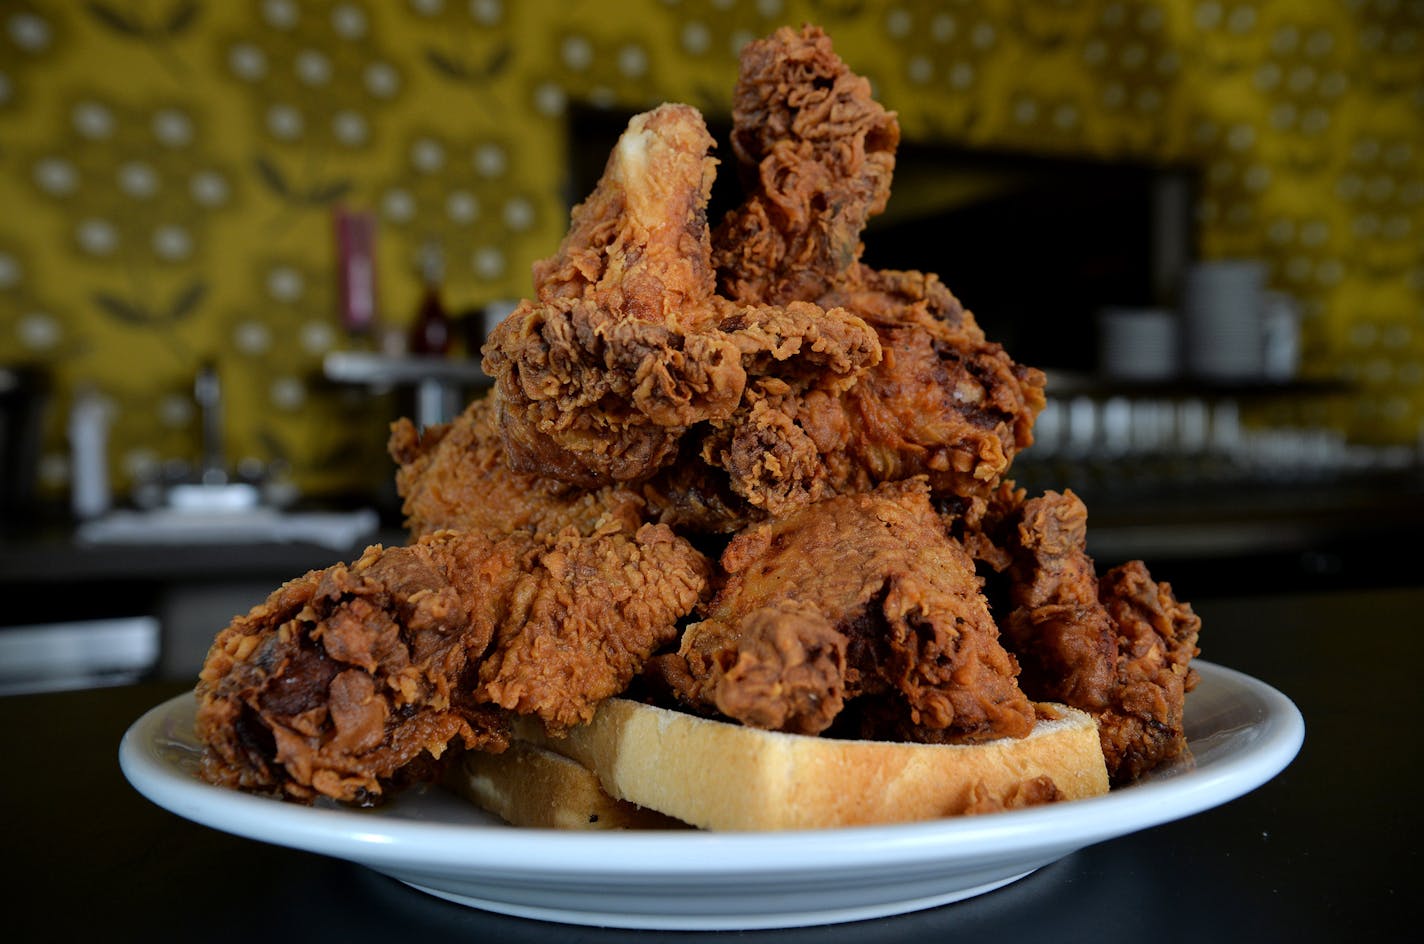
<box><xmin>652</xmin><ymin>479</ymin><xmax>1036</xmax><ymax>744</ymax></box>
<box><xmin>197</xmin><ymin>524</ymin><xmax>709</xmax><ymax>803</ymax></box>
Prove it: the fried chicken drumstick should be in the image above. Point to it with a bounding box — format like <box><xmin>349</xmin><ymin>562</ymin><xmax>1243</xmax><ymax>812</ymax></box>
<box><xmin>197</xmin><ymin>525</ymin><xmax>708</xmax><ymax>803</ymax></box>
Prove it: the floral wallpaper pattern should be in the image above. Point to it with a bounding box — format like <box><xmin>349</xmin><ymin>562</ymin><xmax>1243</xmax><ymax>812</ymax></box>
<box><xmin>0</xmin><ymin>0</ymin><xmax>1420</xmax><ymax>505</ymax></box>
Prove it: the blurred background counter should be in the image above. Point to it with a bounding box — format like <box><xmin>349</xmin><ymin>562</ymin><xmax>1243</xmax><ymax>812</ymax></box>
<box><xmin>0</xmin><ymin>513</ymin><xmax>406</xmax><ymax>694</ymax></box>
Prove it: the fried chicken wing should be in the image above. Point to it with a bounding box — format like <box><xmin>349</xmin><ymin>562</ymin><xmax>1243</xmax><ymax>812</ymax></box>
<box><xmin>712</xmin><ymin>24</ymin><xmax>900</xmax><ymax>305</ymax></box>
<box><xmin>1096</xmin><ymin>560</ymin><xmax>1202</xmax><ymax>782</ymax></box>
<box><xmin>482</xmin><ymin>102</ymin><xmax>880</xmax><ymax>488</ymax></box>
<box><xmin>652</xmin><ymin>479</ymin><xmax>1036</xmax><ymax>744</ymax></box>
<box><xmin>1001</xmin><ymin>490</ymin><xmax>1201</xmax><ymax>782</ymax></box>
<box><xmin>700</xmin><ymin>26</ymin><xmax>1044</xmax><ymax>520</ymax></box>
<box><xmin>197</xmin><ymin>524</ymin><xmax>709</xmax><ymax>803</ymax></box>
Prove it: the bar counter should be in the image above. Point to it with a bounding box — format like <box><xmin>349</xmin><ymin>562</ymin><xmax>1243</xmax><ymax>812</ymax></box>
<box><xmin>7</xmin><ymin>585</ymin><xmax>1419</xmax><ymax>942</ymax></box>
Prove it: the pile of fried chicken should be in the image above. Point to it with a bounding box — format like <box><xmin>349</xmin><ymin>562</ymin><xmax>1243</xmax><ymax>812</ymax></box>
<box><xmin>196</xmin><ymin>25</ymin><xmax>1200</xmax><ymax>806</ymax></box>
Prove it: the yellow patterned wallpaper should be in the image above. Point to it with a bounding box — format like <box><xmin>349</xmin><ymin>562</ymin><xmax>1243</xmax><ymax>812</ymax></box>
<box><xmin>1</xmin><ymin>0</ymin><xmax>1420</xmax><ymax>504</ymax></box>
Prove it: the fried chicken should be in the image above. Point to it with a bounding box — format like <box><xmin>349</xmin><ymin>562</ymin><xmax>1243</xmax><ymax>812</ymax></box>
<box><xmin>1000</xmin><ymin>490</ymin><xmax>1201</xmax><ymax>783</ymax></box>
<box><xmin>481</xmin><ymin>104</ymin><xmax>738</xmax><ymax>486</ymax></box>
<box><xmin>699</xmin><ymin>26</ymin><xmax>1045</xmax><ymax>519</ymax></box>
<box><xmin>1096</xmin><ymin>560</ymin><xmax>1203</xmax><ymax>782</ymax></box>
<box><xmin>482</xmin><ymin>102</ymin><xmax>880</xmax><ymax>489</ymax></box>
<box><xmin>473</xmin><ymin>524</ymin><xmax>710</xmax><ymax>731</ymax></box>
<box><xmin>197</xmin><ymin>23</ymin><xmax>1200</xmax><ymax>810</ymax></box>
<box><xmin>389</xmin><ymin>394</ymin><xmax>646</xmax><ymax>540</ymax></box>
<box><xmin>699</xmin><ymin>272</ymin><xmax>1045</xmax><ymax>519</ymax></box>
<box><xmin>651</xmin><ymin>479</ymin><xmax>1036</xmax><ymax>744</ymax></box>
<box><xmin>196</xmin><ymin>524</ymin><xmax>709</xmax><ymax>803</ymax></box>
<box><xmin>712</xmin><ymin>25</ymin><xmax>899</xmax><ymax>306</ymax></box>
<box><xmin>480</xmin><ymin>27</ymin><xmax>1039</xmax><ymax>531</ymax></box>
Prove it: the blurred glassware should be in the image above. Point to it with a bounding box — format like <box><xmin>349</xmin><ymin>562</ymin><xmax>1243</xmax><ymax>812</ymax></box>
<box><xmin>68</xmin><ymin>384</ymin><xmax>115</xmax><ymax>520</ymax></box>
<box><xmin>1209</xmin><ymin>399</ymin><xmax>1242</xmax><ymax>454</ymax></box>
<box><xmin>334</xmin><ymin>207</ymin><xmax>379</xmax><ymax>335</ymax></box>
<box><xmin>1101</xmin><ymin>396</ymin><xmax>1132</xmax><ymax>456</ymax></box>
<box><xmin>1176</xmin><ymin>398</ymin><xmax>1210</xmax><ymax>454</ymax></box>
<box><xmin>1066</xmin><ymin>396</ymin><xmax>1098</xmax><ymax>458</ymax></box>
<box><xmin>193</xmin><ymin>362</ymin><xmax>226</xmax><ymax>486</ymax></box>
<box><xmin>1261</xmin><ymin>290</ymin><xmax>1302</xmax><ymax>382</ymax></box>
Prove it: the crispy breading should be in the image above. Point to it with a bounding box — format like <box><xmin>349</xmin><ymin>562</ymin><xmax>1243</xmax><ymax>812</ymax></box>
<box><xmin>704</xmin><ymin>27</ymin><xmax>1045</xmax><ymax>518</ymax></box>
<box><xmin>389</xmin><ymin>394</ymin><xmax>646</xmax><ymax>540</ymax></box>
<box><xmin>482</xmin><ymin>102</ymin><xmax>879</xmax><ymax>488</ymax></box>
<box><xmin>652</xmin><ymin>480</ymin><xmax>1037</xmax><ymax>744</ymax></box>
<box><xmin>1002</xmin><ymin>490</ymin><xmax>1202</xmax><ymax>783</ymax></box>
<box><xmin>196</xmin><ymin>525</ymin><xmax>709</xmax><ymax>803</ymax></box>
<box><xmin>200</xmin><ymin>24</ymin><xmax>1200</xmax><ymax>808</ymax></box>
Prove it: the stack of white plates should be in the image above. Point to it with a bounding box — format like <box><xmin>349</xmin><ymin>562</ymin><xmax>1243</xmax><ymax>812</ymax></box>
<box><xmin>1097</xmin><ymin>306</ymin><xmax>1179</xmax><ymax>382</ymax></box>
<box><xmin>1181</xmin><ymin>260</ymin><xmax>1266</xmax><ymax>382</ymax></box>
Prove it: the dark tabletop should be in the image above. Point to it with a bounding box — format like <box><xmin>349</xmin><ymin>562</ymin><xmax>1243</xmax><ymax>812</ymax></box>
<box><xmin>6</xmin><ymin>586</ymin><xmax>1420</xmax><ymax>943</ymax></box>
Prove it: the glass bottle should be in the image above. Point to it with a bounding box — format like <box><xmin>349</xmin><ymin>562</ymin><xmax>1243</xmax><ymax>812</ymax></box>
<box><xmin>408</xmin><ymin>243</ymin><xmax>451</xmax><ymax>357</ymax></box>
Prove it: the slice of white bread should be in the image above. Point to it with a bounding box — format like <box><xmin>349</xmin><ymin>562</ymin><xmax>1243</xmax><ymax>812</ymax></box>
<box><xmin>482</xmin><ymin>698</ymin><xmax>1108</xmax><ymax>831</ymax></box>
<box><xmin>448</xmin><ymin>740</ymin><xmax>686</xmax><ymax>830</ymax></box>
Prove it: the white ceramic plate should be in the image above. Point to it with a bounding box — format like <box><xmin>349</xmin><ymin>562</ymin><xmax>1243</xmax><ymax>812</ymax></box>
<box><xmin>120</xmin><ymin>660</ymin><xmax>1302</xmax><ymax>930</ymax></box>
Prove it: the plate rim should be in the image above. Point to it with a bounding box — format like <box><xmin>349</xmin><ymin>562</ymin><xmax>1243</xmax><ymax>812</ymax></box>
<box><xmin>119</xmin><ymin>659</ymin><xmax>1303</xmax><ymax>878</ymax></box>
